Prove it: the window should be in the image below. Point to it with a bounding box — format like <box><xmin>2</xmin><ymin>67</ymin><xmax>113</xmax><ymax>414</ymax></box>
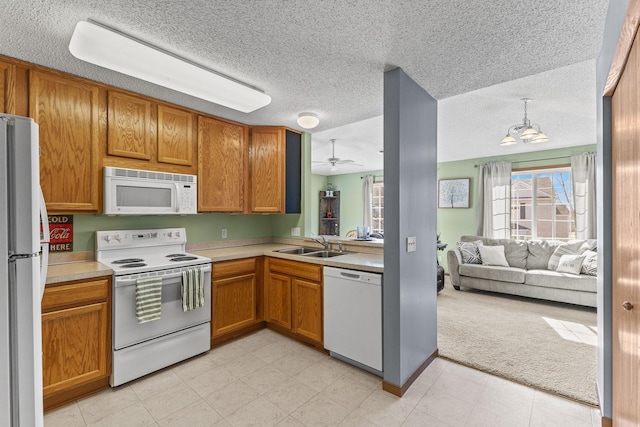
<box><xmin>371</xmin><ymin>181</ymin><xmax>384</xmax><ymax>234</ymax></box>
<box><xmin>511</xmin><ymin>168</ymin><xmax>575</xmax><ymax>241</ymax></box>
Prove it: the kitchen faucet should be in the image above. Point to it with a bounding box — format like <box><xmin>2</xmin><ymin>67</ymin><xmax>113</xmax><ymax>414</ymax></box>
<box><xmin>312</xmin><ymin>235</ymin><xmax>329</xmax><ymax>250</ymax></box>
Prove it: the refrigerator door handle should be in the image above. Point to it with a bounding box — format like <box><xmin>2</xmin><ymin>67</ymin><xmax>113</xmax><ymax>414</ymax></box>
<box><xmin>39</xmin><ymin>187</ymin><xmax>49</xmax><ymax>299</ymax></box>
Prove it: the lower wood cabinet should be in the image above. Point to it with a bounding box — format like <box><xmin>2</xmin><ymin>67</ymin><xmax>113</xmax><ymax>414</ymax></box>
<box><xmin>211</xmin><ymin>257</ymin><xmax>263</xmax><ymax>344</ymax></box>
<box><xmin>41</xmin><ymin>277</ymin><xmax>111</xmax><ymax>411</ymax></box>
<box><xmin>266</xmin><ymin>258</ymin><xmax>323</xmax><ymax>347</ymax></box>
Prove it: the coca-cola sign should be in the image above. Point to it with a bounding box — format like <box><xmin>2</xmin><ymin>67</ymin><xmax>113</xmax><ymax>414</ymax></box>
<box><xmin>47</xmin><ymin>215</ymin><xmax>73</xmax><ymax>252</ymax></box>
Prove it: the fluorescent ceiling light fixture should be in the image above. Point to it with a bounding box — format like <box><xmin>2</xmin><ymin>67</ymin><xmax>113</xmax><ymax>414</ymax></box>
<box><xmin>297</xmin><ymin>112</ymin><xmax>320</xmax><ymax>129</ymax></box>
<box><xmin>69</xmin><ymin>20</ymin><xmax>271</xmax><ymax>113</ymax></box>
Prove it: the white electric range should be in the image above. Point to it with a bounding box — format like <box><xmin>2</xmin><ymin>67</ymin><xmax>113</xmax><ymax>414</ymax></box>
<box><xmin>96</xmin><ymin>228</ymin><xmax>212</xmax><ymax>386</ymax></box>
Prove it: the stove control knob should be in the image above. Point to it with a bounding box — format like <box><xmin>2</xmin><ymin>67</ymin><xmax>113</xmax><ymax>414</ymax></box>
<box><xmin>103</xmin><ymin>235</ymin><xmax>111</xmax><ymax>243</ymax></box>
<box><xmin>167</xmin><ymin>232</ymin><xmax>173</xmax><ymax>238</ymax></box>
<box><xmin>175</xmin><ymin>231</ymin><xmax>181</xmax><ymax>238</ymax></box>
<box><xmin>114</xmin><ymin>234</ymin><xmax>122</xmax><ymax>242</ymax></box>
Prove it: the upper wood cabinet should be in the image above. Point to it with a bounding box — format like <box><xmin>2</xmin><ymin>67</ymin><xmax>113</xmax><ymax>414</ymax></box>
<box><xmin>0</xmin><ymin>60</ymin><xmax>15</xmax><ymax>113</ymax></box>
<box><xmin>250</xmin><ymin>127</ymin><xmax>285</xmax><ymax>213</ymax></box>
<box><xmin>157</xmin><ymin>104</ymin><xmax>195</xmax><ymax>166</ymax></box>
<box><xmin>30</xmin><ymin>70</ymin><xmax>100</xmax><ymax>212</ymax></box>
<box><xmin>198</xmin><ymin>115</ymin><xmax>248</xmax><ymax>212</ymax></box>
<box><xmin>107</xmin><ymin>91</ymin><xmax>152</xmax><ymax>160</ymax></box>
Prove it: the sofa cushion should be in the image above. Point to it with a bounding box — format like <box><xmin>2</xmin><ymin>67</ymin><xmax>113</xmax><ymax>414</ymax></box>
<box><xmin>581</xmin><ymin>250</ymin><xmax>598</xmax><ymax>276</ymax></box>
<box><xmin>478</xmin><ymin>245</ymin><xmax>509</xmax><ymax>267</ymax></box>
<box><xmin>524</xmin><ymin>270</ymin><xmax>596</xmax><ymax>293</ymax></box>
<box><xmin>526</xmin><ymin>240</ymin><xmax>563</xmax><ymax>270</ymax></box>
<box><xmin>460</xmin><ymin>236</ymin><xmax>528</xmax><ymax>269</ymax></box>
<box><xmin>460</xmin><ymin>264</ymin><xmax>526</xmax><ymax>283</ymax></box>
<box><xmin>556</xmin><ymin>254</ymin><xmax>586</xmax><ymax>275</ymax></box>
<box><xmin>547</xmin><ymin>240</ymin><xmax>589</xmax><ymax>270</ymax></box>
<box><xmin>457</xmin><ymin>240</ymin><xmax>483</xmax><ymax>264</ymax></box>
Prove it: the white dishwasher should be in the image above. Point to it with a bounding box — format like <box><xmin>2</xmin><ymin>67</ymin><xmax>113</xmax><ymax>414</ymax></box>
<box><xmin>323</xmin><ymin>266</ymin><xmax>382</xmax><ymax>374</ymax></box>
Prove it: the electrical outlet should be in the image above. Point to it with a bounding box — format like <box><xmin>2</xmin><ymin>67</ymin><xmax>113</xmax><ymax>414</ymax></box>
<box><xmin>407</xmin><ymin>236</ymin><xmax>417</xmax><ymax>252</ymax></box>
<box><xmin>221</xmin><ymin>228</ymin><xmax>228</xmax><ymax>239</ymax></box>
<box><xmin>291</xmin><ymin>227</ymin><xmax>301</xmax><ymax>236</ymax></box>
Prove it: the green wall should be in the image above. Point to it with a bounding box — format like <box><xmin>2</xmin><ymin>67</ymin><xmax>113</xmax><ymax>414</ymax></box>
<box><xmin>437</xmin><ymin>144</ymin><xmax>596</xmax><ymax>271</ymax></box>
<box><xmin>328</xmin><ymin>170</ymin><xmax>384</xmax><ymax>236</ymax></box>
<box><xmin>73</xmin><ymin>214</ymin><xmax>273</xmax><ymax>252</ymax></box>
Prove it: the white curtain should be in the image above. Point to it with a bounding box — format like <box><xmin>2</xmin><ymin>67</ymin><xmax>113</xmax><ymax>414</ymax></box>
<box><xmin>571</xmin><ymin>152</ymin><xmax>597</xmax><ymax>239</ymax></box>
<box><xmin>362</xmin><ymin>175</ymin><xmax>373</xmax><ymax>228</ymax></box>
<box><xmin>476</xmin><ymin>162</ymin><xmax>512</xmax><ymax>238</ymax></box>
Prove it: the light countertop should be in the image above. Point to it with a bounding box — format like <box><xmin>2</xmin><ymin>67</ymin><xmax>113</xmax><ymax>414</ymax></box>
<box><xmin>46</xmin><ymin>243</ymin><xmax>383</xmax><ymax>285</ymax></box>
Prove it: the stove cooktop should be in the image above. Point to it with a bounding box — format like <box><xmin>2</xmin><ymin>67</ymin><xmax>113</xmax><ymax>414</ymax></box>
<box><xmin>96</xmin><ymin>228</ymin><xmax>211</xmax><ymax>276</ymax></box>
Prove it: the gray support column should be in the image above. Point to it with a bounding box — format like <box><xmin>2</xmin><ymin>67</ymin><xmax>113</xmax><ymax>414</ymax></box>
<box><xmin>383</xmin><ymin>67</ymin><xmax>438</xmax><ymax>389</ymax></box>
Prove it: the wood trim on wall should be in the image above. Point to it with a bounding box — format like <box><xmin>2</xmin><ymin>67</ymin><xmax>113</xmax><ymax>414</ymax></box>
<box><xmin>604</xmin><ymin>0</ymin><xmax>640</xmax><ymax>96</ymax></box>
<box><xmin>382</xmin><ymin>349</ymin><xmax>439</xmax><ymax>397</ymax></box>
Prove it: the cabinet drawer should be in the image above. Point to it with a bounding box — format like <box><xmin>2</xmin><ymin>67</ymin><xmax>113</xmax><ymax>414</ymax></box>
<box><xmin>268</xmin><ymin>258</ymin><xmax>322</xmax><ymax>282</ymax></box>
<box><xmin>213</xmin><ymin>257</ymin><xmax>256</xmax><ymax>279</ymax></box>
<box><xmin>42</xmin><ymin>278</ymin><xmax>110</xmax><ymax>312</ymax></box>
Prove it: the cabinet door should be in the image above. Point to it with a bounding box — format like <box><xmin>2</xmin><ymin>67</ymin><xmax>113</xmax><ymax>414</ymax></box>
<box><xmin>198</xmin><ymin>116</ymin><xmax>247</xmax><ymax>212</ymax></box>
<box><xmin>41</xmin><ymin>302</ymin><xmax>110</xmax><ymax>397</ymax></box>
<box><xmin>0</xmin><ymin>61</ymin><xmax>15</xmax><ymax>113</ymax></box>
<box><xmin>30</xmin><ymin>71</ymin><xmax>100</xmax><ymax>212</ymax></box>
<box><xmin>213</xmin><ymin>273</ymin><xmax>257</xmax><ymax>337</ymax></box>
<box><xmin>266</xmin><ymin>272</ymin><xmax>292</xmax><ymax>329</ymax></box>
<box><xmin>157</xmin><ymin>104</ymin><xmax>195</xmax><ymax>166</ymax></box>
<box><xmin>292</xmin><ymin>278</ymin><xmax>323</xmax><ymax>344</ymax></box>
<box><xmin>250</xmin><ymin>127</ymin><xmax>285</xmax><ymax>213</ymax></box>
<box><xmin>107</xmin><ymin>90</ymin><xmax>152</xmax><ymax>160</ymax></box>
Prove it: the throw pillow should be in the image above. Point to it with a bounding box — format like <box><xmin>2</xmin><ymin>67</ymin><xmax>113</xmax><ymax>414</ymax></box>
<box><xmin>457</xmin><ymin>240</ymin><xmax>483</xmax><ymax>264</ymax></box>
<box><xmin>556</xmin><ymin>254</ymin><xmax>586</xmax><ymax>275</ymax></box>
<box><xmin>478</xmin><ymin>245</ymin><xmax>509</xmax><ymax>267</ymax></box>
<box><xmin>581</xmin><ymin>250</ymin><xmax>598</xmax><ymax>276</ymax></box>
<box><xmin>548</xmin><ymin>244</ymin><xmax>579</xmax><ymax>271</ymax></box>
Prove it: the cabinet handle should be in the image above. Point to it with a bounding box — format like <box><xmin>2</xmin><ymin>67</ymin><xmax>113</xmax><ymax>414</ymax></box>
<box><xmin>622</xmin><ymin>301</ymin><xmax>634</xmax><ymax>311</ymax></box>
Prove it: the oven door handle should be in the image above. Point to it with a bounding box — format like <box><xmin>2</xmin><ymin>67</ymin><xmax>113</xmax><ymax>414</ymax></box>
<box><xmin>114</xmin><ymin>264</ymin><xmax>211</xmax><ymax>287</ymax></box>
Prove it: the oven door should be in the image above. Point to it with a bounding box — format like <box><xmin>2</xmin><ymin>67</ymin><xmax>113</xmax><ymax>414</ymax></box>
<box><xmin>113</xmin><ymin>264</ymin><xmax>211</xmax><ymax>350</ymax></box>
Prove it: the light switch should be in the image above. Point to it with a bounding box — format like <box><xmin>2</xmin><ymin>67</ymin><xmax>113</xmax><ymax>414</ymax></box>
<box><xmin>407</xmin><ymin>236</ymin><xmax>417</xmax><ymax>252</ymax></box>
<box><xmin>291</xmin><ymin>227</ymin><xmax>301</xmax><ymax>236</ymax></box>
<box><xmin>221</xmin><ymin>228</ymin><xmax>228</xmax><ymax>239</ymax></box>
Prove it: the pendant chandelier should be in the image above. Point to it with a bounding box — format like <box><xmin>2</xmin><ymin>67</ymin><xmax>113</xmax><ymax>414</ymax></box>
<box><xmin>500</xmin><ymin>98</ymin><xmax>549</xmax><ymax>146</ymax></box>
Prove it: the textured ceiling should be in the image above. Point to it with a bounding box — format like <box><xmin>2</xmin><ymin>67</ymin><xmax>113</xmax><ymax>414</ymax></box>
<box><xmin>0</xmin><ymin>0</ymin><xmax>608</xmax><ymax>169</ymax></box>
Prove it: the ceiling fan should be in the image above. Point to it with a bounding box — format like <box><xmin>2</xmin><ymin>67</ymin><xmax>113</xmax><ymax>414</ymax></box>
<box><xmin>313</xmin><ymin>139</ymin><xmax>363</xmax><ymax>171</ymax></box>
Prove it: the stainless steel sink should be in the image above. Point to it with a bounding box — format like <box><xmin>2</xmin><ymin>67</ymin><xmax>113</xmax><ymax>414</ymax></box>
<box><xmin>302</xmin><ymin>250</ymin><xmax>346</xmax><ymax>258</ymax></box>
<box><xmin>275</xmin><ymin>247</ymin><xmax>321</xmax><ymax>255</ymax></box>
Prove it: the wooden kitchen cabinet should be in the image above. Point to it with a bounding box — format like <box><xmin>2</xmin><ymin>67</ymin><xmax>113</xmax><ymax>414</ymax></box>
<box><xmin>198</xmin><ymin>115</ymin><xmax>249</xmax><ymax>212</ymax></box>
<box><xmin>212</xmin><ymin>257</ymin><xmax>263</xmax><ymax>344</ymax></box>
<box><xmin>107</xmin><ymin>90</ymin><xmax>152</xmax><ymax>160</ymax></box>
<box><xmin>266</xmin><ymin>258</ymin><xmax>323</xmax><ymax>347</ymax></box>
<box><xmin>249</xmin><ymin>127</ymin><xmax>302</xmax><ymax>214</ymax></box>
<box><xmin>157</xmin><ymin>104</ymin><xmax>195</xmax><ymax>166</ymax></box>
<box><xmin>41</xmin><ymin>277</ymin><xmax>111</xmax><ymax>411</ymax></box>
<box><xmin>30</xmin><ymin>70</ymin><xmax>101</xmax><ymax>212</ymax></box>
<box><xmin>0</xmin><ymin>60</ymin><xmax>15</xmax><ymax>113</ymax></box>
<box><xmin>106</xmin><ymin>92</ymin><xmax>196</xmax><ymax>168</ymax></box>
<box><xmin>250</xmin><ymin>127</ymin><xmax>285</xmax><ymax>213</ymax></box>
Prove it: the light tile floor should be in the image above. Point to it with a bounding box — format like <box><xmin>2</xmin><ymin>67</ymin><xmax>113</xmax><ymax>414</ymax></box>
<box><xmin>44</xmin><ymin>329</ymin><xmax>602</xmax><ymax>427</ymax></box>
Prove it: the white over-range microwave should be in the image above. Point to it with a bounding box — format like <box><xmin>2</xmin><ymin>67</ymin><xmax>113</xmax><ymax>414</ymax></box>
<box><xmin>103</xmin><ymin>167</ymin><xmax>197</xmax><ymax>215</ymax></box>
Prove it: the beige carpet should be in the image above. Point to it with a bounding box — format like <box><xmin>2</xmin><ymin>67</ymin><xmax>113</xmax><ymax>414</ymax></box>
<box><xmin>437</xmin><ymin>279</ymin><xmax>598</xmax><ymax>405</ymax></box>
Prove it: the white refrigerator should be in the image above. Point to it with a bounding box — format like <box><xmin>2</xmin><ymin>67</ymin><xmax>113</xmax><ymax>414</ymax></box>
<box><xmin>0</xmin><ymin>114</ymin><xmax>49</xmax><ymax>426</ymax></box>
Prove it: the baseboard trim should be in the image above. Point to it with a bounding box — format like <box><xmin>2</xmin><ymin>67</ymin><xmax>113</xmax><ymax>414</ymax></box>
<box><xmin>601</xmin><ymin>416</ymin><xmax>612</xmax><ymax>427</ymax></box>
<box><xmin>382</xmin><ymin>349</ymin><xmax>439</xmax><ymax>397</ymax></box>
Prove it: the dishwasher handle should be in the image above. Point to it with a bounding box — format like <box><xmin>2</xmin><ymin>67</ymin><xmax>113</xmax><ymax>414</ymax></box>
<box><xmin>340</xmin><ymin>272</ymin><xmax>361</xmax><ymax>280</ymax></box>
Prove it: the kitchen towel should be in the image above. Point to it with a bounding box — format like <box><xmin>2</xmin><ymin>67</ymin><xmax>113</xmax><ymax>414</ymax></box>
<box><xmin>136</xmin><ymin>276</ymin><xmax>162</xmax><ymax>323</ymax></box>
<box><xmin>182</xmin><ymin>267</ymin><xmax>205</xmax><ymax>312</ymax></box>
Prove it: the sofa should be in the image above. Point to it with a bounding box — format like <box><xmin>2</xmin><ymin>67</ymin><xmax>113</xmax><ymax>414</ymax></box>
<box><xmin>447</xmin><ymin>235</ymin><xmax>597</xmax><ymax>307</ymax></box>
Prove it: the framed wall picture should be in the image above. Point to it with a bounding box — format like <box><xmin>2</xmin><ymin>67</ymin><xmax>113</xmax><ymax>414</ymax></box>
<box><xmin>438</xmin><ymin>178</ymin><xmax>470</xmax><ymax>208</ymax></box>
